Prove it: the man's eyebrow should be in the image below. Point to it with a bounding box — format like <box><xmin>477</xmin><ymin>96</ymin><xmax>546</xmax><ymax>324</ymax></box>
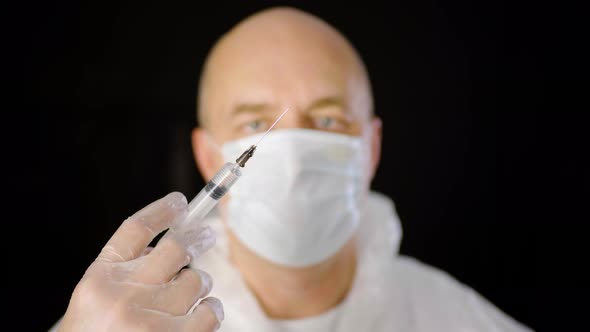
<box><xmin>231</xmin><ymin>98</ymin><xmax>344</xmax><ymax>116</ymax></box>
<box><xmin>305</xmin><ymin>97</ymin><xmax>346</xmax><ymax>113</ymax></box>
<box><xmin>231</xmin><ymin>103</ymin><xmax>272</xmax><ymax>116</ymax></box>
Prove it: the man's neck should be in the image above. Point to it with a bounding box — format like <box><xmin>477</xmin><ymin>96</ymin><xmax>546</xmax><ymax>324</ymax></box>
<box><xmin>226</xmin><ymin>231</ymin><xmax>357</xmax><ymax>319</ymax></box>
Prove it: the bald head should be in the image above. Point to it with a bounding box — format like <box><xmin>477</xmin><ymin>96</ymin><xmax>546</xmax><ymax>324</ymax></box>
<box><xmin>197</xmin><ymin>7</ymin><xmax>373</xmax><ymax>137</ymax></box>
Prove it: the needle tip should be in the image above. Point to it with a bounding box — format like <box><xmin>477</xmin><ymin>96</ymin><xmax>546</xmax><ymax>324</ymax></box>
<box><xmin>255</xmin><ymin>107</ymin><xmax>291</xmax><ymax>146</ymax></box>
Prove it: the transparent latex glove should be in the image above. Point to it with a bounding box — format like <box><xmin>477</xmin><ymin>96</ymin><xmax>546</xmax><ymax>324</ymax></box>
<box><xmin>58</xmin><ymin>192</ymin><xmax>223</xmax><ymax>332</ymax></box>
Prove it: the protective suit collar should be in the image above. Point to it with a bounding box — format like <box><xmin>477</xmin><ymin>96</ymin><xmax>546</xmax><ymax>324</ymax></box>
<box><xmin>191</xmin><ymin>191</ymin><xmax>402</xmax><ymax>331</ymax></box>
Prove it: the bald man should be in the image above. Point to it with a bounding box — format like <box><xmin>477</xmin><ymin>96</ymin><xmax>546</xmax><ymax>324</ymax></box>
<box><xmin>54</xmin><ymin>7</ymin><xmax>533</xmax><ymax>332</ymax></box>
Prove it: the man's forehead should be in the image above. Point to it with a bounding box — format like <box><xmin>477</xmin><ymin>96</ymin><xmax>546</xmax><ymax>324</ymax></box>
<box><xmin>205</xmin><ymin>65</ymin><xmax>356</xmax><ymax>128</ymax></box>
<box><xmin>198</xmin><ymin>7</ymin><xmax>371</xmax><ymax>128</ymax></box>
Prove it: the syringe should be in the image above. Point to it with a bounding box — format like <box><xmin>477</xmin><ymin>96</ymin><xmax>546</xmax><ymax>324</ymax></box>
<box><xmin>174</xmin><ymin>108</ymin><xmax>290</xmax><ymax>231</ymax></box>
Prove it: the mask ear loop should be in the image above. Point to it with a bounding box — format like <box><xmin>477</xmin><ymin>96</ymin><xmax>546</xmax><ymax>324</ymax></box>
<box><xmin>203</xmin><ymin>130</ymin><xmax>223</xmax><ymax>152</ymax></box>
<box><xmin>359</xmin><ymin>121</ymin><xmax>376</xmax><ymax>199</ymax></box>
<box><xmin>202</xmin><ymin>131</ymin><xmax>231</xmax><ymax>171</ymax></box>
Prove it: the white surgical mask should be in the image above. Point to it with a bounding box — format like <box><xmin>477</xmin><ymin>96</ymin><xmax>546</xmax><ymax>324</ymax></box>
<box><xmin>219</xmin><ymin>128</ymin><xmax>371</xmax><ymax>267</ymax></box>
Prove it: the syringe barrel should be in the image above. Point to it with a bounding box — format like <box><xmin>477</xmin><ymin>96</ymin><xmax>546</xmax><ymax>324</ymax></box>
<box><xmin>179</xmin><ymin>162</ymin><xmax>242</xmax><ymax>228</ymax></box>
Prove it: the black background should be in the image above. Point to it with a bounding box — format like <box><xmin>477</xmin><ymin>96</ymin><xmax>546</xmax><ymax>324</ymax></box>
<box><xmin>7</xmin><ymin>1</ymin><xmax>581</xmax><ymax>331</ymax></box>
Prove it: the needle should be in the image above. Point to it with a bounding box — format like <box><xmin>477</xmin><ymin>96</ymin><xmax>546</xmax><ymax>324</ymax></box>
<box><xmin>255</xmin><ymin>107</ymin><xmax>291</xmax><ymax>147</ymax></box>
<box><xmin>235</xmin><ymin>107</ymin><xmax>291</xmax><ymax>167</ymax></box>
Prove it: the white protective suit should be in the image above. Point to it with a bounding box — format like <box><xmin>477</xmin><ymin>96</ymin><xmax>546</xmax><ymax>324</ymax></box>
<box><xmin>192</xmin><ymin>191</ymin><xmax>533</xmax><ymax>332</ymax></box>
<box><xmin>49</xmin><ymin>191</ymin><xmax>533</xmax><ymax>332</ymax></box>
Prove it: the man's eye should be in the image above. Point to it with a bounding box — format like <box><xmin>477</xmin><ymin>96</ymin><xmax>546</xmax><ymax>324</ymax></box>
<box><xmin>317</xmin><ymin>116</ymin><xmax>335</xmax><ymax>128</ymax></box>
<box><xmin>315</xmin><ymin>116</ymin><xmax>348</xmax><ymax>130</ymax></box>
<box><xmin>244</xmin><ymin>120</ymin><xmax>266</xmax><ymax>132</ymax></box>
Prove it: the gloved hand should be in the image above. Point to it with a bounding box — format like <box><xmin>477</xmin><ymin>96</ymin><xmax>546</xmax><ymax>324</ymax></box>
<box><xmin>58</xmin><ymin>192</ymin><xmax>223</xmax><ymax>332</ymax></box>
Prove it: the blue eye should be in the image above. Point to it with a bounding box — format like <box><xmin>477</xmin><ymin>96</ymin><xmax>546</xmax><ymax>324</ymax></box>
<box><xmin>245</xmin><ymin>120</ymin><xmax>264</xmax><ymax>132</ymax></box>
<box><xmin>317</xmin><ymin>116</ymin><xmax>335</xmax><ymax>128</ymax></box>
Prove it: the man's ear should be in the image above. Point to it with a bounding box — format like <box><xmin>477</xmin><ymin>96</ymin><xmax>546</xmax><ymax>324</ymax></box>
<box><xmin>369</xmin><ymin>117</ymin><xmax>382</xmax><ymax>181</ymax></box>
<box><xmin>191</xmin><ymin>127</ymin><xmax>222</xmax><ymax>181</ymax></box>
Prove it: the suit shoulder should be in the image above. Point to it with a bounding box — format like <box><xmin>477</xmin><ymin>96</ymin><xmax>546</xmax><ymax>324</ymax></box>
<box><xmin>390</xmin><ymin>255</ymin><xmax>534</xmax><ymax>332</ymax></box>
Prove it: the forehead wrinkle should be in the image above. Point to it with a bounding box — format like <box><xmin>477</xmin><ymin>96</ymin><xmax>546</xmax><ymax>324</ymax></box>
<box><xmin>197</xmin><ymin>7</ymin><xmax>373</xmax><ymax>131</ymax></box>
